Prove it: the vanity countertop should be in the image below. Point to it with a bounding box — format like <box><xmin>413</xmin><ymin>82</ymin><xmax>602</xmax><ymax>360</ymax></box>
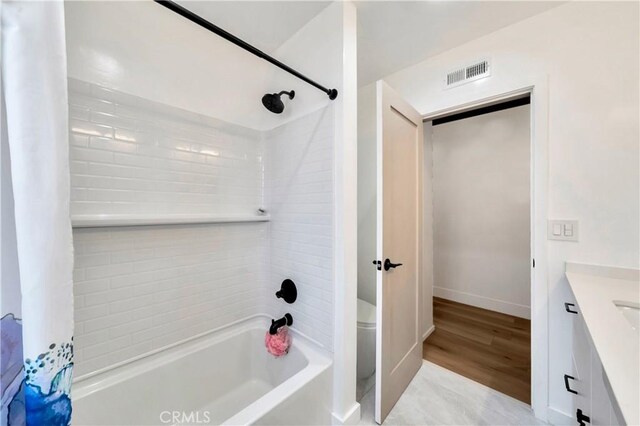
<box><xmin>565</xmin><ymin>262</ymin><xmax>639</xmax><ymax>426</ymax></box>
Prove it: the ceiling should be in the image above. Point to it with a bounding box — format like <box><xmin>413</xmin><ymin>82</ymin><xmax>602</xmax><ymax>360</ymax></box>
<box><xmin>355</xmin><ymin>1</ymin><xmax>562</xmax><ymax>86</ymax></box>
<box><xmin>175</xmin><ymin>1</ymin><xmax>562</xmax><ymax>87</ymax></box>
<box><xmin>175</xmin><ymin>1</ymin><xmax>331</xmax><ymax>53</ymax></box>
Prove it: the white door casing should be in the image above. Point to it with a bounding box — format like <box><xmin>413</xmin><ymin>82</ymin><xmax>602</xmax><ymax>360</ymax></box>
<box><xmin>420</xmin><ymin>78</ymin><xmax>549</xmax><ymax>421</ymax></box>
<box><xmin>375</xmin><ymin>80</ymin><xmax>424</xmax><ymax>424</ymax></box>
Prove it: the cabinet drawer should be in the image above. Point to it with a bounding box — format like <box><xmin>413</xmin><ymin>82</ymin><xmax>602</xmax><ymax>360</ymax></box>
<box><xmin>564</xmin><ymin>368</ymin><xmax>591</xmax><ymax>424</ymax></box>
<box><xmin>572</xmin><ymin>314</ymin><xmax>591</xmax><ymax>386</ymax></box>
<box><xmin>590</xmin><ymin>357</ymin><xmax>611</xmax><ymax>425</ymax></box>
<box><xmin>566</xmin><ymin>299</ymin><xmax>592</xmax><ymax>421</ymax></box>
<box><xmin>572</xmin><ymin>309</ymin><xmax>591</xmax><ymax>398</ymax></box>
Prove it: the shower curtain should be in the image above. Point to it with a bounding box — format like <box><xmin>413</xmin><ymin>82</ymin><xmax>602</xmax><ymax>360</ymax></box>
<box><xmin>1</xmin><ymin>1</ymin><xmax>75</xmax><ymax>425</ymax></box>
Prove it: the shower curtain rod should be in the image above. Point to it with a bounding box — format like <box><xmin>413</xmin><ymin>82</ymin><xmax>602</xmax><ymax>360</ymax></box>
<box><xmin>154</xmin><ymin>0</ymin><xmax>338</xmax><ymax>100</ymax></box>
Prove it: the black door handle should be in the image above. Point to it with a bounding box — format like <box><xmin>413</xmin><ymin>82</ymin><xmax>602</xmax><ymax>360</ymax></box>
<box><xmin>384</xmin><ymin>259</ymin><xmax>403</xmax><ymax>271</ymax></box>
<box><xmin>564</xmin><ymin>374</ymin><xmax>578</xmax><ymax>394</ymax></box>
<box><xmin>565</xmin><ymin>302</ymin><xmax>578</xmax><ymax>314</ymax></box>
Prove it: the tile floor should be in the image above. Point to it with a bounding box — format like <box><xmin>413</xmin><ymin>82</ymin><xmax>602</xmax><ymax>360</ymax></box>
<box><xmin>359</xmin><ymin>361</ymin><xmax>545</xmax><ymax>425</ymax></box>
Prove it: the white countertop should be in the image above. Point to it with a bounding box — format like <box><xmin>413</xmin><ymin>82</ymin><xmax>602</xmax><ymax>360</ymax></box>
<box><xmin>565</xmin><ymin>263</ymin><xmax>640</xmax><ymax>426</ymax></box>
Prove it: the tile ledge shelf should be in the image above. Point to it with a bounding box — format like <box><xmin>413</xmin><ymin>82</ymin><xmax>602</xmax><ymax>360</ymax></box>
<box><xmin>71</xmin><ymin>214</ymin><xmax>270</xmax><ymax>228</ymax></box>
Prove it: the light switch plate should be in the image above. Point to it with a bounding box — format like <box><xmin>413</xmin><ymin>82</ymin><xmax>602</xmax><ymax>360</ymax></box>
<box><xmin>548</xmin><ymin>220</ymin><xmax>579</xmax><ymax>242</ymax></box>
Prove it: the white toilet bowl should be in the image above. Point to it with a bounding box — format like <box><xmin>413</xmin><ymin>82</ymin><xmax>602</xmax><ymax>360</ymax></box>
<box><xmin>357</xmin><ymin>298</ymin><xmax>376</xmax><ymax>380</ymax></box>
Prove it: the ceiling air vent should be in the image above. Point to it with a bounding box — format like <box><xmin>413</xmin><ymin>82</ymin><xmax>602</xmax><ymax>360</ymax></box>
<box><xmin>445</xmin><ymin>59</ymin><xmax>491</xmax><ymax>89</ymax></box>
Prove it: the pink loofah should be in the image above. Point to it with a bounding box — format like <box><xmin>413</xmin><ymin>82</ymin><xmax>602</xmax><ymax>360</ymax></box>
<box><xmin>265</xmin><ymin>326</ymin><xmax>291</xmax><ymax>357</ymax></box>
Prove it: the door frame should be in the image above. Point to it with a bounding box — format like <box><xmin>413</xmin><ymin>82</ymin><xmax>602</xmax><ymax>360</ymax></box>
<box><xmin>420</xmin><ymin>77</ymin><xmax>549</xmax><ymax>421</ymax></box>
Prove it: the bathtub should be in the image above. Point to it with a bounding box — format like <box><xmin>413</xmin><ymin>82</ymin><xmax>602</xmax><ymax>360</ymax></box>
<box><xmin>72</xmin><ymin>316</ymin><xmax>333</xmax><ymax>425</ymax></box>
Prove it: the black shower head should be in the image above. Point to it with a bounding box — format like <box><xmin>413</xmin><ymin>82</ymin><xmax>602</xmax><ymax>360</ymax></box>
<box><xmin>262</xmin><ymin>90</ymin><xmax>295</xmax><ymax>114</ymax></box>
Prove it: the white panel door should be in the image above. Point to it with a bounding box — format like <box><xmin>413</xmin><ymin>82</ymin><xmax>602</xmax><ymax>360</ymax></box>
<box><xmin>375</xmin><ymin>81</ymin><xmax>423</xmax><ymax>424</ymax></box>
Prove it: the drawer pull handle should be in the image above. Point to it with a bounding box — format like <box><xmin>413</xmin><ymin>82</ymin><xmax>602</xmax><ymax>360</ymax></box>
<box><xmin>565</xmin><ymin>302</ymin><xmax>578</xmax><ymax>314</ymax></box>
<box><xmin>564</xmin><ymin>374</ymin><xmax>578</xmax><ymax>394</ymax></box>
<box><xmin>577</xmin><ymin>408</ymin><xmax>590</xmax><ymax>425</ymax></box>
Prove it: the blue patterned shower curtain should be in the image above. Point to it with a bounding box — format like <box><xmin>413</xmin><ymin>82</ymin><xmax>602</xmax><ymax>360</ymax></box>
<box><xmin>1</xmin><ymin>1</ymin><xmax>74</xmax><ymax>425</ymax></box>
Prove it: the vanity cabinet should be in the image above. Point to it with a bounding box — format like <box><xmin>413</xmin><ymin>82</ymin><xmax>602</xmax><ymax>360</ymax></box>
<box><xmin>565</xmin><ymin>299</ymin><xmax>625</xmax><ymax>425</ymax></box>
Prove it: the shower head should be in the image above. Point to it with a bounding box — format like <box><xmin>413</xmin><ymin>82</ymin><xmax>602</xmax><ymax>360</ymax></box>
<box><xmin>262</xmin><ymin>90</ymin><xmax>295</xmax><ymax>114</ymax></box>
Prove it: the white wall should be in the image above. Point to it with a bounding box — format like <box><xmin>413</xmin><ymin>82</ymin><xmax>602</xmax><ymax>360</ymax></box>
<box><xmin>265</xmin><ymin>107</ymin><xmax>335</xmax><ymax>350</ymax></box>
<box><xmin>64</xmin><ymin>1</ymin><xmax>269</xmax><ymax>131</ymax></box>
<box><xmin>69</xmin><ymin>81</ymin><xmax>269</xmax><ymax>377</ymax></box>
<box><xmin>264</xmin><ymin>6</ymin><xmax>360</xmax><ymax>420</ymax></box>
<box><xmin>64</xmin><ymin>1</ymin><xmax>338</xmax><ymax>132</ymax></box>
<box><xmin>431</xmin><ymin>105</ymin><xmax>531</xmax><ymax>319</ymax></box>
<box><xmin>357</xmin><ymin>84</ymin><xmax>376</xmax><ymax>306</ymax></box>
<box><xmin>360</xmin><ymin>2</ymin><xmax>639</xmax><ymax>421</ymax></box>
<box><xmin>68</xmin><ymin>79</ymin><xmax>264</xmax><ymax>218</ymax></box>
<box><xmin>73</xmin><ymin>222</ymin><xmax>268</xmax><ymax>377</ymax></box>
<box><xmin>65</xmin><ymin>1</ymin><xmax>359</xmax><ymax>420</ymax></box>
<box><xmin>422</xmin><ymin>123</ymin><xmax>434</xmax><ymax>336</ymax></box>
<box><xmin>330</xmin><ymin>3</ymin><xmax>359</xmax><ymax>423</ymax></box>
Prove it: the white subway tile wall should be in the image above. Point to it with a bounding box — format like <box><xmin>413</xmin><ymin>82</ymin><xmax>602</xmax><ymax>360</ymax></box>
<box><xmin>70</xmin><ymin>80</ymin><xmax>335</xmax><ymax>376</ymax></box>
<box><xmin>70</xmin><ymin>80</ymin><xmax>268</xmax><ymax>376</ymax></box>
<box><xmin>73</xmin><ymin>223</ymin><xmax>267</xmax><ymax>377</ymax></box>
<box><xmin>265</xmin><ymin>107</ymin><xmax>335</xmax><ymax>350</ymax></box>
<box><xmin>68</xmin><ymin>78</ymin><xmax>264</xmax><ymax>217</ymax></box>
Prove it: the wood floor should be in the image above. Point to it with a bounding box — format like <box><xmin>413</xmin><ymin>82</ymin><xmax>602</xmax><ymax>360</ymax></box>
<box><xmin>423</xmin><ymin>297</ymin><xmax>531</xmax><ymax>404</ymax></box>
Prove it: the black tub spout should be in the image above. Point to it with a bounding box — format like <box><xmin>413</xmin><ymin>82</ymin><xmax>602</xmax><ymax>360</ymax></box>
<box><xmin>269</xmin><ymin>313</ymin><xmax>293</xmax><ymax>335</ymax></box>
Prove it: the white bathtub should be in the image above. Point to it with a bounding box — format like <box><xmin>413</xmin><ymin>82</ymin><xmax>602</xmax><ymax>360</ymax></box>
<box><xmin>72</xmin><ymin>316</ymin><xmax>333</xmax><ymax>425</ymax></box>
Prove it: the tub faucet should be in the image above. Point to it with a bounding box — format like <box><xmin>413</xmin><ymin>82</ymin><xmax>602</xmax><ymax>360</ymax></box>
<box><xmin>269</xmin><ymin>313</ymin><xmax>293</xmax><ymax>335</ymax></box>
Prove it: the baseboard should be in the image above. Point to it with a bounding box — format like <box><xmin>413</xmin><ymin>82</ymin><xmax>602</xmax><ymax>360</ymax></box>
<box><xmin>433</xmin><ymin>287</ymin><xmax>531</xmax><ymax>319</ymax></box>
<box><xmin>332</xmin><ymin>402</ymin><xmax>361</xmax><ymax>425</ymax></box>
<box><xmin>546</xmin><ymin>407</ymin><xmax>573</xmax><ymax>425</ymax></box>
<box><xmin>422</xmin><ymin>324</ymin><xmax>435</xmax><ymax>342</ymax></box>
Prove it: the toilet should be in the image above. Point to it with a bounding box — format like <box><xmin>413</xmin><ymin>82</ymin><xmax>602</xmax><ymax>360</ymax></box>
<box><xmin>357</xmin><ymin>298</ymin><xmax>377</xmax><ymax>379</ymax></box>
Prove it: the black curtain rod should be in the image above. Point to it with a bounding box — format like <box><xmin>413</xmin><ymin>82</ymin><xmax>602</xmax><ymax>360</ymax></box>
<box><xmin>154</xmin><ymin>0</ymin><xmax>338</xmax><ymax>100</ymax></box>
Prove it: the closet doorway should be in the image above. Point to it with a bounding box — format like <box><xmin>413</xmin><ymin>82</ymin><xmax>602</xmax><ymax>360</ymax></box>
<box><xmin>423</xmin><ymin>96</ymin><xmax>532</xmax><ymax>403</ymax></box>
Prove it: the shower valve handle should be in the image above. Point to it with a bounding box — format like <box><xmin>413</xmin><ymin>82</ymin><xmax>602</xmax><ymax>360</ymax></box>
<box><xmin>384</xmin><ymin>259</ymin><xmax>403</xmax><ymax>271</ymax></box>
